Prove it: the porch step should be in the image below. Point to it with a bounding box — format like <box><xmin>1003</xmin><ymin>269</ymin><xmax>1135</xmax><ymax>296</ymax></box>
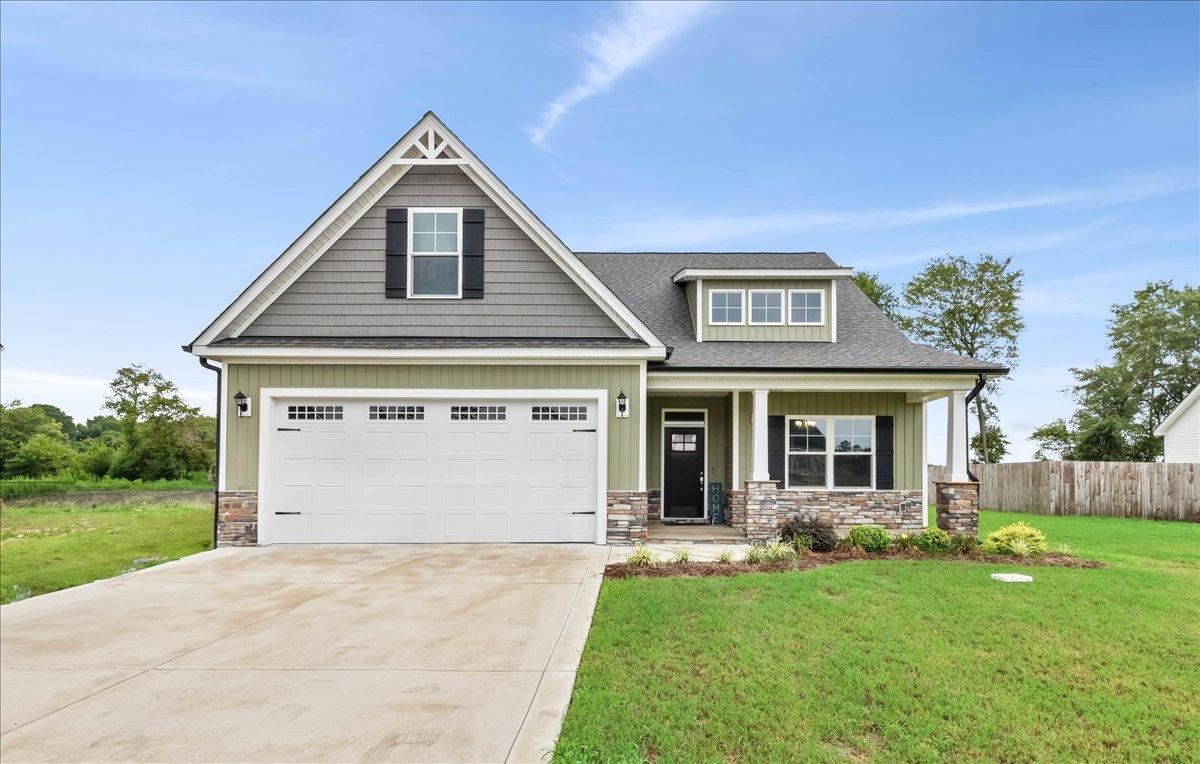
<box><xmin>647</xmin><ymin>521</ymin><xmax>748</xmax><ymax>544</ymax></box>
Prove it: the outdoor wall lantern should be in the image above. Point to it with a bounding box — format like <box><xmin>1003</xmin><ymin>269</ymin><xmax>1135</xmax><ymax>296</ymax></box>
<box><xmin>616</xmin><ymin>390</ymin><xmax>629</xmax><ymax>418</ymax></box>
<box><xmin>234</xmin><ymin>390</ymin><xmax>251</xmax><ymax>417</ymax></box>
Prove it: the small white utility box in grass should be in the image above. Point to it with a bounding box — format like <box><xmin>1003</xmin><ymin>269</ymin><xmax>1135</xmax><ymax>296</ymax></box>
<box><xmin>991</xmin><ymin>573</ymin><xmax>1034</xmax><ymax>583</ymax></box>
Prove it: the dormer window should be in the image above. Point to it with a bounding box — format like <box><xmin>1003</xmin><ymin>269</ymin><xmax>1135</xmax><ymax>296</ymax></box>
<box><xmin>409</xmin><ymin>209</ymin><xmax>461</xmax><ymax>298</ymax></box>
<box><xmin>748</xmin><ymin>290</ymin><xmax>784</xmax><ymax>325</ymax></box>
<box><xmin>789</xmin><ymin>289</ymin><xmax>824</xmax><ymax>325</ymax></box>
<box><xmin>709</xmin><ymin>289</ymin><xmax>745</xmax><ymax>325</ymax></box>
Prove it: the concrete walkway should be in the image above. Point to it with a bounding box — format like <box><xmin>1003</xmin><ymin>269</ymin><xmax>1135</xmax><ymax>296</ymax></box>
<box><xmin>0</xmin><ymin>544</ymin><xmax>614</xmax><ymax>763</ymax></box>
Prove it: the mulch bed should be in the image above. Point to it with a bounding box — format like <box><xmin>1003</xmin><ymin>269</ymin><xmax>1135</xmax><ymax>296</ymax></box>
<box><xmin>605</xmin><ymin>550</ymin><xmax>1105</xmax><ymax>579</ymax></box>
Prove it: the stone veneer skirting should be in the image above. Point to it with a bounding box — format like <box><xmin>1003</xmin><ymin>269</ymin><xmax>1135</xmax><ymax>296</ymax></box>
<box><xmin>606</xmin><ymin>491</ymin><xmax>649</xmax><ymax>545</ymax></box>
<box><xmin>740</xmin><ymin>481</ymin><xmax>926</xmax><ymax>541</ymax></box>
<box><xmin>935</xmin><ymin>481</ymin><xmax>980</xmax><ymax>536</ymax></box>
<box><xmin>217</xmin><ymin>490</ymin><xmax>258</xmax><ymax>546</ymax></box>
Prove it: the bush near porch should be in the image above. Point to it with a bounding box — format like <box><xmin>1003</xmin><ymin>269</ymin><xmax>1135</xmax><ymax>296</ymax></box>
<box><xmin>554</xmin><ymin>510</ymin><xmax>1199</xmax><ymax>762</ymax></box>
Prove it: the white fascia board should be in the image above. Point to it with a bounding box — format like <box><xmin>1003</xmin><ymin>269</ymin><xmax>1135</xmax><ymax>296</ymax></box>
<box><xmin>1154</xmin><ymin>384</ymin><xmax>1200</xmax><ymax>436</ymax></box>
<box><xmin>189</xmin><ymin>344</ymin><xmax>667</xmax><ymax>362</ymax></box>
<box><xmin>193</xmin><ymin>112</ymin><xmax>666</xmax><ymax>351</ymax></box>
<box><xmin>647</xmin><ymin>372</ymin><xmax>979</xmax><ymax>393</ymax></box>
<box><xmin>672</xmin><ymin>268</ymin><xmax>852</xmax><ymax>283</ymax></box>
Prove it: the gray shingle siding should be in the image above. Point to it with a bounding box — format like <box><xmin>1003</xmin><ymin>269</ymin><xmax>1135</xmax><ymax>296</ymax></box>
<box><xmin>240</xmin><ymin>166</ymin><xmax>628</xmax><ymax>339</ymax></box>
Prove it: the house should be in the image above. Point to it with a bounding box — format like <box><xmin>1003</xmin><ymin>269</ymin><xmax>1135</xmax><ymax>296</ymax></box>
<box><xmin>185</xmin><ymin>112</ymin><xmax>1005</xmax><ymax>546</ymax></box>
<box><xmin>1155</xmin><ymin>384</ymin><xmax>1200</xmax><ymax>463</ymax></box>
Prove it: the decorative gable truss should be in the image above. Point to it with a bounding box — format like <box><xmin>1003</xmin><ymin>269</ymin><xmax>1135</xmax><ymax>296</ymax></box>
<box><xmin>188</xmin><ymin>112</ymin><xmax>665</xmax><ymax>357</ymax></box>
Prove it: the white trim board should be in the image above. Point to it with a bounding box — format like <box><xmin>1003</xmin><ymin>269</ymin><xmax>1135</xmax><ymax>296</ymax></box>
<box><xmin>647</xmin><ymin>373</ymin><xmax>980</xmax><ymax>393</ymax></box>
<box><xmin>191</xmin><ymin>112</ymin><xmax>665</xmax><ymax>352</ymax></box>
<box><xmin>193</xmin><ymin>345</ymin><xmax>666</xmax><ymax>361</ymax></box>
<box><xmin>673</xmin><ymin>268</ymin><xmax>852</xmax><ymax>283</ymax></box>
<box><xmin>255</xmin><ymin>387</ymin><xmax>609</xmax><ymax>545</ymax></box>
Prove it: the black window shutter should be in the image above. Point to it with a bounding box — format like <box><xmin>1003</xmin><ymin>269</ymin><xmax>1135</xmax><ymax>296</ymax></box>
<box><xmin>385</xmin><ymin>208</ymin><xmax>407</xmax><ymax>298</ymax></box>
<box><xmin>768</xmin><ymin>415</ymin><xmax>785</xmax><ymax>483</ymax></box>
<box><xmin>462</xmin><ymin>208</ymin><xmax>485</xmax><ymax>299</ymax></box>
<box><xmin>876</xmin><ymin>415</ymin><xmax>895</xmax><ymax>489</ymax></box>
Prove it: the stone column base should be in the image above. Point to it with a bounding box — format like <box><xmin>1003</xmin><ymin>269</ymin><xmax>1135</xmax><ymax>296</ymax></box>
<box><xmin>606</xmin><ymin>491</ymin><xmax>648</xmax><ymax>544</ymax></box>
<box><xmin>217</xmin><ymin>490</ymin><xmax>258</xmax><ymax>546</ymax></box>
<box><xmin>744</xmin><ymin>480</ymin><xmax>780</xmax><ymax>541</ymax></box>
<box><xmin>725</xmin><ymin>489</ymin><xmax>747</xmax><ymax>530</ymax></box>
<box><xmin>935</xmin><ymin>481</ymin><xmax>980</xmax><ymax>536</ymax></box>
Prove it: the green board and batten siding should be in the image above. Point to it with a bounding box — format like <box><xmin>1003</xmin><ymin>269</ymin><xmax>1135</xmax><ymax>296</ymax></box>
<box><xmin>703</xmin><ymin>279</ymin><xmax>833</xmax><ymax>342</ymax></box>
<box><xmin>647</xmin><ymin>396</ymin><xmax>728</xmax><ymax>491</ymax></box>
<box><xmin>731</xmin><ymin>391</ymin><xmax>923</xmax><ymax>492</ymax></box>
<box><xmin>222</xmin><ymin>363</ymin><xmax>642</xmax><ymax>491</ymax></box>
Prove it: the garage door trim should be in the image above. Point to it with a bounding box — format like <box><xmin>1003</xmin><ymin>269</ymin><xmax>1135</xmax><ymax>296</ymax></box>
<box><xmin>256</xmin><ymin>388</ymin><xmax>610</xmax><ymax>545</ymax></box>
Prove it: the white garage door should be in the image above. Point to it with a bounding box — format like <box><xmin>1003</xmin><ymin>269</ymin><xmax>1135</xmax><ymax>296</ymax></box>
<box><xmin>263</xmin><ymin>398</ymin><xmax>599</xmax><ymax>543</ymax></box>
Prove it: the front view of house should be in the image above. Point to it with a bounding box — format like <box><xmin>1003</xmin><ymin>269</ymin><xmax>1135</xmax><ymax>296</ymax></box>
<box><xmin>186</xmin><ymin>112</ymin><xmax>1003</xmax><ymax>546</ymax></box>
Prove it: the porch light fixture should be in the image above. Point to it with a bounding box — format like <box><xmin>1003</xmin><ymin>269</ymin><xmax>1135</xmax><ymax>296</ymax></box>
<box><xmin>616</xmin><ymin>390</ymin><xmax>629</xmax><ymax>418</ymax></box>
<box><xmin>234</xmin><ymin>390</ymin><xmax>251</xmax><ymax>417</ymax></box>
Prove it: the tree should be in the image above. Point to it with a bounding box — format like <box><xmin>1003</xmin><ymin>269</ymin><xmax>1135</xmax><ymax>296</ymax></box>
<box><xmin>76</xmin><ymin>433</ymin><xmax>122</xmax><ymax>479</ymax></box>
<box><xmin>30</xmin><ymin>404</ymin><xmax>78</xmax><ymax>441</ymax></box>
<box><xmin>970</xmin><ymin>424</ymin><xmax>1009</xmax><ymax>463</ymax></box>
<box><xmin>105</xmin><ymin>364</ymin><xmax>199</xmax><ymax>438</ymax></box>
<box><xmin>1032</xmin><ymin>282</ymin><xmax>1199</xmax><ymax>461</ymax></box>
<box><xmin>76</xmin><ymin>415</ymin><xmax>122</xmax><ymax>441</ymax></box>
<box><xmin>852</xmin><ymin>271</ymin><xmax>900</xmax><ymax>323</ymax></box>
<box><xmin>898</xmin><ymin>254</ymin><xmax>1024</xmax><ymax>462</ymax></box>
<box><xmin>0</xmin><ymin>401</ymin><xmax>66</xmax><ymax>474</ymax></box>
<box><xmin>103</xmin><ymin>365</ymin><xmax>213</xmax><ymax>481</ymax></box>
<box><xmin>5</xmin><ymin>434</ymin><xmax>76</xmax><ymax>478</ymax></box>
<box><xmin>1030</xmin><ymin>419</ymin><xmax>1076</xmax><ymax>461</ymax></box>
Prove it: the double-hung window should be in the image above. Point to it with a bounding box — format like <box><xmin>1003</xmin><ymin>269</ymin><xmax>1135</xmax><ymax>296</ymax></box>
<box><xmin>748</xmin><ymin>290</ymin><xmax>784</xmax><ymax>325</ymax></box>
<box><xmin>709</xmin><ymin>289</ymin><xmax>744</xmax><ymax>325</ymax></box>
<box><xmin>786</xmin><ymin>416</ymin><xmax>874</xmax><ymax>489</ymax></box>
<box><xmin>788</xmin><ymin>289</ymin><xmax>824</xmax><ymax>325</ymax></box>
<box><xmin>409</xmin><ymin>209</ymin><xmax>461</xmax><ymax>298</ymax></box>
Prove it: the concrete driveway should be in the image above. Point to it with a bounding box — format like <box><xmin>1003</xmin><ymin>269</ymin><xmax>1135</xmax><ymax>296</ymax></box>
<box><xmin>1</xmin><ymin>544</ymin><xmax>613</xmax><ymax>763</ymax></box>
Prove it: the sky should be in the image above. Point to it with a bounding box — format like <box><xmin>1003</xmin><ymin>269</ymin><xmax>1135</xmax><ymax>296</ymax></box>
<box><xmin>1</xmin><ymin>0</ymin><xmax>1197</xmax><ymax>463</ymax></box>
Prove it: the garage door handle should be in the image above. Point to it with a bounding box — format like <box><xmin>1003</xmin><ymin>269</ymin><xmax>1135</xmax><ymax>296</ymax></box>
<box><xmin>274</xmin><ymin>511</ymin><xmax>302</xmax><ymax>515</ymax></box>
<box><xmin>572</xmin><ymin>511</ymin><xmax>596</xmax><ymax>515</ymax></box>
<box><xmin>276</xmin><ymin>427</ymin><xmax>301</xmax><ymax>432</ymax></box>
<box><xmin>572</xmin><ymin>428</ymin><xmax>596</xmax><ymax>432</ymax></box>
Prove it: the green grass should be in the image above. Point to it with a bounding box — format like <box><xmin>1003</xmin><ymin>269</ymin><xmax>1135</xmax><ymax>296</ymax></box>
<box><xmin>0</xmin><ymin>502</ymin><xmax>213</xmax><ymax>603</ymax></box>
<box><xmin>0</xmin><ymin>475</ymin><xmax>214</xmax><ymax>499</ymax></box>
<box><xmin>555</xmin><ymin>511</ymin><xmax>1200</xmax><ymax>762</ymax></box>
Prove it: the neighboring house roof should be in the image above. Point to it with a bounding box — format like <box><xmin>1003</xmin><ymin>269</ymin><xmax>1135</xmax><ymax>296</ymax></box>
<box><xmin>1154</xmin><ymin>384</ymin><xmax>1200</xmax><ymax>436</ymax></box>
<box><xmin>577</xmin><ymin>252</ymin><xmax>1008</xmax><ymax>372</ymax></box>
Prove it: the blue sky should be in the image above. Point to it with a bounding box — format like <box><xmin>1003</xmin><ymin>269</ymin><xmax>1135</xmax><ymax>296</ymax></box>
<box><xmin>1</xmin><ymin>0</ymin><xmax>1197</xmax><ymax>462</ymax></box>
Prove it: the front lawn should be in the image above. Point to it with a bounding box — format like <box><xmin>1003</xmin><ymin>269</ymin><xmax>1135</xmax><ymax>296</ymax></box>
<box><xmin>555</xmin><ymin>511</ymin><xmax>1200</xmax><ymax>762</ymax></box>
<box><xmin>0</xmin><ymin>501</ymin><xmax>212</xmax><ymax>604</ymax></box>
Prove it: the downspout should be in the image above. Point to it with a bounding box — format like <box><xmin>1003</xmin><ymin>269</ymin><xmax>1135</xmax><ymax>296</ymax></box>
<box><xmin>964</xmin><ymin>373</ymin><xmax>987</xmax><ymax>482</ymax></box>
<box><xmin>199</xmin><ymin>357</ymin><xmax>221</xmax><ymax>549</ymax></box>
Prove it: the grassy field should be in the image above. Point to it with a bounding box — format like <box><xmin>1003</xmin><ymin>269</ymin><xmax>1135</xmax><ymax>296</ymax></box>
<box><xmin>0</xmin><ymin>501</ymin><xmax>212</xmax><ymax>604</ymax></box>
<box><xmin>555</xmin><ymin>511</ymin><xmax>1200</xmax><ymax>762</ymax></box>
<box><xmin>0</xmin><ymin>475</ymin><xmax>213</xmax><ymax>500</ymax></box>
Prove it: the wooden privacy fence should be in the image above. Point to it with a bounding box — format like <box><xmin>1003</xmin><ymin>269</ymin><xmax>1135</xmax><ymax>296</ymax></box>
<box><xmin>928</xmin><ymin>461</ymin><xmax>1199</xmax><ymax>522</ymax></box>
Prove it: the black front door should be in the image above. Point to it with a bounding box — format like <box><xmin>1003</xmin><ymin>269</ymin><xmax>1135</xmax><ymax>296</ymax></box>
<box><xmin>664</xmin><ymin>426</ymin><xmax>705</xmax><ymax>519</ymax></box>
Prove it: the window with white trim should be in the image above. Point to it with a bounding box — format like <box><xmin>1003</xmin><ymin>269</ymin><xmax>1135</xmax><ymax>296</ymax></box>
<box><xmin>368</xmin><ymin>404</ymin><xmax>424</xmax><ymax>421</ymax></box>
<box><xmin>789</xmin><ymin>289</ymin><xmax>824</xmax><ymax>325</ymax></box>
<box><xmin>749</xmin><ymin>290</ymin><xmax>784</xmax><ymax>325</ymax></box>
<box><xmin>532</xmin><ymin>405</ymin><xmax>587</xmax><ymax>421</ymax></box>
<box><xmin>786</xmin><ymin>416</ymin><xmax>873</xmax><ymax>489</ymax></box>
<box><xmin>450</xmin><ymin>405</ymin><xmax>506</xmax><ymax>421</ymax></box>
<box><xmin>287</xmin><ymin>404</ymin><xmax>343</xmax><ymax>420</ymax></box>
<box><xmin>409</xmin><ymin>209</ymin><xmax>461</xmax><ymax>297</ymax></box>
<box><xmin>709</xmin><ymin>289</ymin><xmax>744</xmax><ymax>325</ymax></box>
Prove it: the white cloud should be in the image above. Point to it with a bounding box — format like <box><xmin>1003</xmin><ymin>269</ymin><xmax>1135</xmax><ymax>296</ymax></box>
<box><xmin>1021</xmin><ymin>259</ymin><xmax>1186</xmax><ymax>318</ymax></box>
<box><xmin>528</xmin><ymin>1</ymin><xmax>717</xmax><ymax>147</ymax></box>
<box><xmin>1</xmin><ymin>368</ymin><xmax>214</xmax><ymax>422</ymax></box>
<box><xmin>579</xmin><ymin>169</ymin><xmax>1195</xmax><ymax>249</ymax></box>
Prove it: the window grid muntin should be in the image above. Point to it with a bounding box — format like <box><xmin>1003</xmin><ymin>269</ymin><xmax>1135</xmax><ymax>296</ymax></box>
<box><xmin>450</xmin><ymin>405</ymin><xmax>507</xmax><ymax>421</ymax></box>
<box><xmin>532</xmin><ymin>405</ymin><xmax>587</xmax><ymax>421</ymax></box>
<box><xmin>789</xmin><ymin>289</ymin><xmax>824</xmax><ymax>325</ymax></box>
<box><xmin>368</xmin><ymin>404</ymin><xmax>425</xmax><ymax>421</ymax></box>
<box><xmin>785</xmin><ymin>415</ymin><xmax>874</xmax><ymax>489</ymax></box>
<box><xmin>749</xmin><ymin>290</ymin><xmax>784</xmax><ymax>325</ymax></box>
<box><xmin>709</xmin><ymin>289</ymin><xmax>745</xmax><ymax>325</ymax></box>
<box><xmin>286</xmin><ymin>404</ymin><xmax>343</xmax><ymax>421</ymax></box>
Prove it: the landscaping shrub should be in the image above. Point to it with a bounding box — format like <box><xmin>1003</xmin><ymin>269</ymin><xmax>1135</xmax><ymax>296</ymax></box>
<box><xmin>744</xmin><ymin>545</ymin><xmax>768</xmax><ymax>564</ymax></box>
<box><xmin>764</xmin><ymin>539</ymin><xmax>798</xmax><ymax>562</ymax></box>
<box><xmin>670</xmin><ymin>548</ymin><xmax>692</xmax><ymax>564</ymax></box>
<box><xmin>949</xmin><ymin>533</ymin><xmax>982</xmax><ymax>556</ymax></box>
<box><xmin>981</xmin><ymin>522</ymin><xmax>1047</xmax><ymax>556</ymax></box>
<box><xmin>627</xmin><ymin>545</ymin><xmax>657</xmax><ymax>567</ymax></box>
<box><xmin>892</xmin><ymin>532</ymin><xmax>917</xmax><ymax>551</ymax></box>
<box><xmin>914</xmin><ymin>527</ymin><xmax>952</xmax><ymax>554</ymax></box>
<box><xmin>848</xmin><ymin>525</ymin><xmax>892</xmax><ymax>553</ymax></box>
<box><xmin>716</xmin><ymin>549</ymin><xmax>734</xmax><ymax>564</ymax></box>
<box><xmin>779</xmin><ymin>516</ymin><xmax>838</xmax><ymax>552</ymax></box>
<box><xmin>790</xmin><ymin>532</ymin><xmax>814</xmax><ymax>553</ymax></box>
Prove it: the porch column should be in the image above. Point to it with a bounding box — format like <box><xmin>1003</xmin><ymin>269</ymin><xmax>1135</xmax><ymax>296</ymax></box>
<box><xmin>751</xmin><ymin>389</ymin><xmax>770</xmax><ymax>481</ymax></box>
<box><xmin>946</xmin><ymin>389</ymin><xmax>969</xmax><ymax>482</ymax></box>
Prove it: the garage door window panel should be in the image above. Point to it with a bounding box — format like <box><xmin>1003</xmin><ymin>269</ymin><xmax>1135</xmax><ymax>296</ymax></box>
<box><xmin>287</xmin><ymin>405</ymin><xmax>343</xmax><ymax>420</ymax></box>
<box><xmin>450</xmin><ymin>405</ymin><xmax>507</xmax><ymax>421</ymax></box>
<box><xmin>368</xmin><ymin>404</ymin><xmax>425</xmax><ymax>421</ymax></box>
<box><xmin>532</xmin><ymin>405</ymin><xmax>587</xmax><ymax>421</ymax></box>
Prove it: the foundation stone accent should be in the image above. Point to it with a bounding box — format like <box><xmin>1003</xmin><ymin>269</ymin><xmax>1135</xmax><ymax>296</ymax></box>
<box><xmin>647</xmin><ymin>490</ymin><xmax>661</xmax><ymax>521</ymax></box>
<box><xmin>935</xmin><ymin>481</ymin><xmax>980</xmax><ymax>536</ymax></box>
<box><xmin>217</xmin><ymin>490</ymin><xmax>258</xmax><ymax>546</ymax></box>
<box><xmin>725</xmin><ymin>489</ymin><xmax>747</xmax><ymax>530</ymax></box>
<box><xmin>777</xmin><ymin>489</ymin><xmax>925</xmax><ymax>536</ymax></box>
<box><xmin>744</xmin><ymin>481</ymin><xmax>779</xmax><ymax>541</ymax></box>
<box><xmin>606</xmin><ymin>490</ymin><xmax>648</xmax><ymax>544</ymax></box>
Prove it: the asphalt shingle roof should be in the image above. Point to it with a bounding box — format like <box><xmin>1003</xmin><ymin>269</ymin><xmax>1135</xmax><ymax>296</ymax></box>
<box><xmin>576</xmin><ymin>252</ymin><xmax>1007</xmax><ymax>373</ymax></box>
